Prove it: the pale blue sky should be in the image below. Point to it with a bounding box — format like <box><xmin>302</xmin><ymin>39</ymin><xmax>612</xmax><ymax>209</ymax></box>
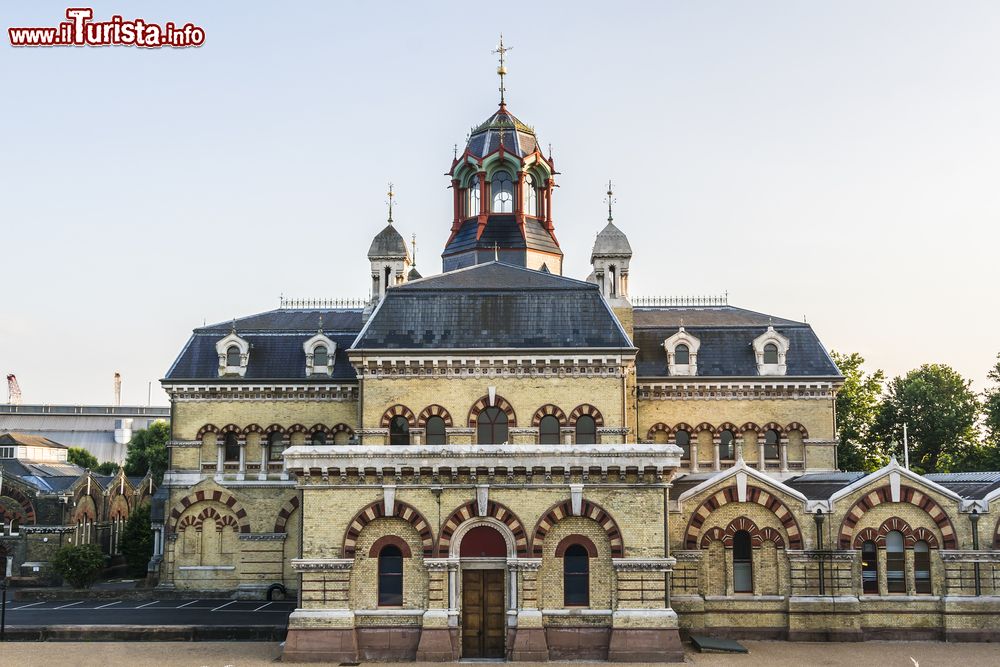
<box><xmin>1</xmin><ymin>1</ymin><xmax>998</xmax><ymax>406</ymax></box>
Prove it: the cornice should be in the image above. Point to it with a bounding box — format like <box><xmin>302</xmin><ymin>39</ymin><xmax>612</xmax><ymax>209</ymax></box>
<box><xmin>351</xmin><ymin>352</ymin><xmax>634</xmax><ymax>379</ymax></box>
<box><xmin>163</xmin><ymin>384</ymin><xmax>358</xmax><ymax>402</ymax></box>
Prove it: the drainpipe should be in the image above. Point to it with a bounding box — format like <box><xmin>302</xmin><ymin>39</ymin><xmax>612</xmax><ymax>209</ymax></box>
<box><xmin>971</xmin><ymin>509</ymin><xmax>981</xmax><ymax>596</ymax></box>
<box><xmin>663</xmin><ymin>485</ymin><xmax>671</xmax><ymax>609</ymax></box>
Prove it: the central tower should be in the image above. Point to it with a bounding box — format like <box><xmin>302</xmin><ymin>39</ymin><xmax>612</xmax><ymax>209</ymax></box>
<box><xmin>442</xmin><ymin>37</ymin><xmax>563</xmax><ymax>274</ymax></box>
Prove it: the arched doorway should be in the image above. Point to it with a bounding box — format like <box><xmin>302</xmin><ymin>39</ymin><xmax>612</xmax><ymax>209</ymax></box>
<box><xmin>453</xmin><ymin>522</ymin><xmax>512</xmax><ymax>659</ymax></box>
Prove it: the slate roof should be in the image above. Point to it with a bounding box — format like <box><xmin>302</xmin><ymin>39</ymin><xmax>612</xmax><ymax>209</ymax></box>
<box><xmin>924</xmin><ymin>472</ymin><xmax>1000</xmax><ymax>500</ymax></box>
<box><xmin>352</xmin><ymin>262</ymin><xmax>632</xmax><ymax>351</ymax></box>
<box><xmin>368</xmin><ymin>223</ymin><xmax>409</xmax><ymax>259</ymax></box>
<box><xmin>443</xmin><ymin>216</ymin><xmax>561</xmax><ymax>258</ymax></box>
<box><xmin>164</xmin><ymin>309</ymin><xmax>363</xmax><ymax>382</ymax></box>
<box><xmin>465</xmin><ymin>105</ymin><xmax>540</xmax><ymax>159</ymax></box>
<box><xmin>784</xmin><ymin>472</ymin><xmax>868</xmax><ymax>500</ymax></box>
<box><xmin>633</xmin><ymin>306</ymin><xmax>841</xmax><ymax>378</ymax></box>
<box><xmin>0</xmin><ymin>432</ymin><xmax>68</xmax><ymax>449</ymax></box>
<box><xmin>591</xmin><ymin>221</ymin><xmax>632</xmax><ymax>259</ymax></box>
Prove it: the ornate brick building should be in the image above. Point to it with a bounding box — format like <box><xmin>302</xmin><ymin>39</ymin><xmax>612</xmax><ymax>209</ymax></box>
<box><xmin>157</xmin><ymin>48</ymin><xmax>1000</xmax><ymax>662</ymax></box>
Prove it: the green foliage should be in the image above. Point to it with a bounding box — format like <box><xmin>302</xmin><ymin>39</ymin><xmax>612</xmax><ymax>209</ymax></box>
<box><xmin>831</xmin><ymin>351</ymin><xmax>886</xmax><ymax>472</ymax></box>
<box><xmin>873</xmin><ymin>363</ymin><xmax>980</xmax><ymax>474</ymax></box>
<box><xmin>124</xmin><ymin>420</ymin><xmax>170</xmax><ymax>484</ymax></box>
<box><xmin>66</xmin><ymin>447</ymin><xmax>98</xmax><ymax>470</ymax></box>
<box><xmin>94</xmin><ymin>461</ymin><xmax>119</xmax><ymax>475</ymax></box>
<box><xmin>121</xmin><ymin>503</ymin><xmax>154</xmax><ymax>578</ymax></box>
<box><xmin>52</xmin><ymin>544</ymin><xmax>105</xmax><ymax>589</ymax></box>
<box><xmin>975</xmin><ymin>353</ymin><xmax>1000</xmax><ymax>467</ymax></box>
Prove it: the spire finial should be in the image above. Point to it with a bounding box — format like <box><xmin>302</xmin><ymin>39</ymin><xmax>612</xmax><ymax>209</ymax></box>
<box><xmin>318</xmin><ymin>314</ymin><xmax>323</xmax><ymax>333</ymax></box>
<box><xmin>494</xmin><ymin>241</ymin><xmax>499</xmax><ymax>262</ymax></box>
<box><xmin>453</xmin><ymin>143</ymin><xmax>458</xmax><ymax>160</ymax></box>
<box><xmin>386</xmin><ymin>182</ymin><xmax>395</xmax><ymax>223</ymax></box>
<box><xmin>411</xmin><ymin>233</ymin><xmax>417</xmax><ymax>266</ymax></box>
<box><xmin>231</xmin><ymin>318</ymin><xmax>237</xmax><ymax>334</ymax></box>
<box><xmin>492</xmin><ymin>34</ymin><xmax>512</xmax><ymax>106</ymax></box>
<box><xmin>605</xmin><ymin>179</ymin><xmax>615</xmax><ymax>222</ymax></box>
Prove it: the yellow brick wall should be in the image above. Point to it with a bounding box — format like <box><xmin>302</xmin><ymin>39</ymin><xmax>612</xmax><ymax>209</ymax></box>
<box><xmin>536</xmin><ymin>516</ymin><xmax>615</xmax><ymax>610</ymax></box>
<box><xmin>349</xmin><ymin>517</ymin><xmax>429</xmax><ymax>610</ymax></box>
<box><xmin>361</xmin><ymin>375</ymin><xmax>627</xmax><ymax>435</ymax></box>
<box><xmin>638</xmin><ymin>396</ymin><xmax>834</xmax><ymax>441</ymax></box>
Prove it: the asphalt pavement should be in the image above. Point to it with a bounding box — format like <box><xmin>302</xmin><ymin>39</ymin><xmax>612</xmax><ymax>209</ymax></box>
<box><xmin>3</xmin><ymin>597</ymin><xmax>294</xmax><ymax>627</ymax></box>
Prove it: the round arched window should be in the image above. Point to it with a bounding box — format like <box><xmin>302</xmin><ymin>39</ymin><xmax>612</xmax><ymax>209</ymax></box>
<box><xmin>311</xmin><ymin>431</ymin><xmax>327</xmax><ymax>446</ymax></box>
<box><xmin>389</xmin><ymin>416</ymin><xmax>410</xmax><ymax>446</ymax></box>
<box><xmin>719</xmin><ymin>430</ymin><xmax>736</xmax><ymax>460</ymax></box>
<box><xmin>268</xmin><ymin>432</ymin><xmax>284</xmax><ymax>461</ymax></box>
<box><xmin>524</xmin><ymin>173</ymin><xmax>537</xmax><ymax>216</ymax></box>
<box><xmin>764</xmin><ymin>429</ymin><xmax>780</xmax><ymax>460</ymax></box>
<box><xmin>313</xmin><ymin>345</ymin><xmax>328</xmax><ymax>367</ymax></box>
<box><xmin>477</xmin><ymin>407</ymin><xmax>508</xmax><ymax>444</ymax></box>
<box><xmin>226</xmin><ymin>346</ymin><xmax>241</xmax><ymax>367</ymax></box>
<box><xmin>675</xmin><ymin>430</ymin><xmax>691</xmax><ymax>459</ymax></box>
<box><xmin>675</xmin><ymin>344</ymin><xmax>690</xmax><ymax>365</ymax></box>
<box><xmin>425</xmin><ymin>416</ymin><xmax>446</xmax><ymax>445</ymax></box>
<box><xmin>575</xmin><ymin>415</ymin><xmax>597</xmax><ymax>445</ymax></box>
<box><xmin>467</xmin><ymin>174</ymin><xmax>480</xmax><ymax>217</ymax></box>
<box><xmin>763</xmin><ymin>343</ymin><xmax>779</xmax><ymax>364</ymax></box>
<box><xmin>492</xmin><ymin>170</ymin><xmax>513</xmax><ymax>213</ymax></box>
<box><xmin>539</xmin><ymin>414</ymin><xmax>561</xmax><ymax>444</ymax></box>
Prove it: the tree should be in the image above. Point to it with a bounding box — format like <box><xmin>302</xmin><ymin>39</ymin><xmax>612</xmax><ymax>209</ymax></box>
<box><xmin>873</xmin><ymin>364</ymin><xmax>980</xmax><ymax>474</ymax></box>
<box><xmin>975</xmin><ymin>353</ymin><xmax>1000</xmax><ymax>468</ymax></box>
<box><xmin>67</xmin><ymin>447</ymin><xmax>98</xmax><ymax>470</ymax></box>
<box><xmin>831</xmin><ymin>351</ymin><xmax>885</xmax><ymax>472</ymax></box>
<box><xmin>52</xmin><ymin>544</ymin><xmax>105</xmax><ymax>588</ymax></box>
<box><xmin>94</xmin><ymin>461</ymin><xmax>119</xmax><ymax>475</ymax></box>
<box><xmin>120</xmin><ymin>503</ymin><xmax>154</xmax><ymax>578</ymax></box>
<box><xmin>124</xmin><ymin>421</ymin><xmax>170</xmax><ymax>484</ymax></box>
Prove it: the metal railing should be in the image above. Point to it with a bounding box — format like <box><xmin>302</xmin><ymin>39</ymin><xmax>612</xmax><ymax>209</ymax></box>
<box><xmin>278</xmin><ymin>297</ymin><xmax>368</xmax><ymax>310</ymax></box>
<box><xmin>632</xmin><ymin>293</ymin><xmax>728</xmax><ymax>307</ymax></box>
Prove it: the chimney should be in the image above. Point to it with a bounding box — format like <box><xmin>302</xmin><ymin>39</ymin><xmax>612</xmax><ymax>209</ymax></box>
<box><xmin>113</xmin><ymin>372</ymin><xmax>122</xmax><ymax>407</ymax></box>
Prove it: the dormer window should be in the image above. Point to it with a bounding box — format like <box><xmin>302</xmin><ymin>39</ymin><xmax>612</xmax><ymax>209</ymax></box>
<box><xmin>663</xmin><ymin>328</ymin><xmax>700</xmax><ymax>376</ymax></box>
<box><xmin>753</xmin><ymin>326</ymin><xmax>790</xmax><ymax>376</ymax></box>
<box><xmin>763</xmin><ymin>343</ymin><xmax>778</xmax><ymax>365</ymax></box>
<box><xmin>303</xmin><ymin>332</ymin><xmax>336</xmax><ymax>377</ymax></box>
<box><xmin>675</xmin><ymin>344</ymin><xmax>690</xmax><ymax>365</ymax></box>
<box><xmin>216</xmin><ymin>331</ymin><xmax>250</xmax><ymax>378</ymax></box>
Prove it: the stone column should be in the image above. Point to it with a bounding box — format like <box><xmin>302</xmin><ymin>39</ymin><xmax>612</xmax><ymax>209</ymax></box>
<box><xmin>780</xmin><ymin>434</ymin><xmax>789</xmax><ymax>472</ymax></box>
<box><xmin>215</xmin><ymin>443</ymin><xmax>224</xmax><ymax>479</ymax></box>
<box><xmin>411</xmin><ymin>429</ymin><xmax>424</xmax><ymax>446</ymax></box>
<box><xmin>237</xmin><ymin>439</ymin><xmax>246</xmax><ymax>481</ymax></box>
<box><xmin>713</xmin><ymin>435</ymin><xmax>721</xmax><ymax>471</ymax></box>
<box><xmin>690</xmin><ymin>439</ymin><xmax>699</xmax><ymax>473</ymax></box>
<box><xmin>258</xmin><ymin>439</ymin><xmax>269</xmax><ymax>481</ymax></box>
<box><xmin>561</xmin><ymin>428</ymin><xmax>574</xmax><ymax>445</ymax></box>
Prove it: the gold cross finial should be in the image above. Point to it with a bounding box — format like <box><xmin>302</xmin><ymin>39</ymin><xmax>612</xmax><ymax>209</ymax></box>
<box><xmin>386</xmin><ymin>182</ymin><xmax>395</xmax><ymax>223</ymax></box>
<box><xmin>492</xmin><ymin>34</ymin><xmax>512</xmax><ymax>106</ymax></box>
<box><xmin>605</xmin><ymin>179</ymin><xmax>615</xmax><ymax>222</ymax></box>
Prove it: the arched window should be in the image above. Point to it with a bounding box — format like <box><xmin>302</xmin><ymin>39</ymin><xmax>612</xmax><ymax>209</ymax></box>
<box><xmin>675</xmin><ymin>344</ymin><xmax>690</xmax><ymax>365</ymax></box>
<box><xmin>313</xmin><ymin>345</ymin><xmax>328</xmax><ymax>367</ymax></box>
<box><xmin>539</xmin><ymin>415</ymin><xmax>561</xmax><ymax>444</ymax></box>
<box><xmin>653</xmin><ymin>430</ymin><xmax>669</xmax><ymax>444</ymax></box>
<box><xmin>477</xmin><ymin>407</ymin><xmax>508</xmax><ymax>444</ymax></box>
<box><xmin>226</xmin><ymin>346</ymin><xmax>241</xmax><ymax>367</ymax></box>
<box><xmin>389</xmin><ymin>416</ymin><xmax>410</xmax><ymax>446</ymax></box>
<box><xmin>733</xmin><ymin>530</ymin><xmax>753</xmax><ymax>593</ymax></box>
<box><xmin>377</xmin><ymin>544</ymin><xmax>404</xmax><ymax>606</ymax></box>
<box><xmin>719</xmin><ymin>430</ymin><xmax>735</xmax><ymax>460</ymax></box>
<box><xmin>575</xmin><ymin>415</ymin><xmax>597</xmax><ymax>445</ymax></box>
<box><xmin>491</xmin><ymin>170</ymin><xmax>513</xmax><ymax>213</ymax></box>
<box><xmin>467</xmin><ymin>175</ymin><xmax>480</xmax><ymax>217</ymax></box>
<box><xmin>563</xmin><ymin>543</ymin><xmax>590</xmax><ymax>606</ymax></box>
<box><xmin>425</xmin><ymin>416</ymin><xmax>446</xmax><ymax>445</ymax></box>
<box><xmin>9</xmin><ymin>518</ymin><xmax>20</xmax><ymax>535</ymax></box>
<box><xmin>861</xmin><ymin>540</ymin><xmax>878</xmax><ymax>594</ymax></box>
<box><xmin>914</xmin><ymin>541</ymin><xmax>931</xmax><ymax>594</ymax></box>
<box><xmin>268</xmin><ymin>432</ymin><xmax>284</xmax><ymax>461</ymax></box>
<box><xmin>333</xmin><ymin>429</ymin><xmax>351</xmax><ymax>445</ymax></box>
<box><xmin>886</xmin><ymin>530</ymin><xmax>905</xmax><ymax>593</ymax></box>
<box><xmin>675</xmin><ymin>430</ymin><xmax>691</xmax><ymax>459</ymax></box>
<box><xmin>764</xmin><ymin>429</ymin><xmax>780</xmax><ymax>460</ymax></box>
<box><xmin>311</xmin><ymin>431</ymin><xmax>327</xmax><ymax>446</ymax></box>
<box><xmin>763</xmin><ymin>343</ymin><xmax>779</xmax><ymax>365</ymax></box>
<box><xmin>223</xmin><ymin>432</ymin><xmax>240</xmax><ymax>462</ymax></box>
<box><xmin>524</xmin><ymin>173</ymin><xmax>537</xmax><ymax>216</ymax></box>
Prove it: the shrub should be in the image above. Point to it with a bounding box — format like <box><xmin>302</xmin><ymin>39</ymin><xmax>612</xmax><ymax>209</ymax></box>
<box><xmin>121</xmin><ymin>504</ymin><xmax>154</xmax><ymax>578</ymax></box>
<box><xmin>52</xmin><ymin>544</ymin><xmax>106</xmax><ymax>588</ymax></box>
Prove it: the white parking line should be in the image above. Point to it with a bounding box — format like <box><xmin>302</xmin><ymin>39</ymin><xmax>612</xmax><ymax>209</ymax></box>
<box><xmin>252</xmin><ymin>602</ymin><xmax>272</xmax><ymax>612</ymax></box>
<box><xmin>95</xmin><ymin>601</ymin><xmax>121</xmax><ymax>609</ymax></box>
<box><xmin>176</xmin><ymin>599</ymin><xmax>200</xmax><ymax>608</ymax></box>
<box><xmin>10</xmin><ymin>601</ymin><xmax>44</xmax><ymax>611</ymax></box>
<box><xmin>211</xmin><ymin>600</ymin><xmax>237</xmax><ymax>612</ymax></box>
<box><xmin>54</xmin><ymin>601</ymin><xmax>83</xmax><ymax>610</ymax></box>
<box><xmin>136</xmin><ymin>600</ymin><xmax>159</xmax><ymax>608</ymax></box>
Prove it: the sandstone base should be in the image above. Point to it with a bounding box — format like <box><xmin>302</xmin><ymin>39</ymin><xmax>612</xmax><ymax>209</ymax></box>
<box><xmin>415</xmin><ymin>627</ymin><xmax>459</xmax><ymax>661</ymax></box>
<box><xmin>282</xmin><ymin>628</ymin><xmax>358</xmax><ymax>663</ymax></box>
<box><xmin>608</xmin><ymin>627</ymin><xmax>684</xmax><ymax>662</ymax></box>
<box><xmin>508</xmin><ymin>627</ymin><xmax>549</xmax><ymax>661</ymax></box>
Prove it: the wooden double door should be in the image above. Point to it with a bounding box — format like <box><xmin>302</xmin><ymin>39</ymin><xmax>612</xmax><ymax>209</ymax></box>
<box><xmin>461</xmin><ymin>569</ymin><xmax>506</xmax><ymax>658</ymax></box>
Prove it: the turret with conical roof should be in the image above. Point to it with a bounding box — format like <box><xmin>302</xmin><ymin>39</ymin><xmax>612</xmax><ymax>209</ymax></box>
<box><xmin>367</xmin><ymin>184</ymin><xmax>412</xmax><ymax>308</ymax></box>
<box><xmin>441</xmin><ymin>37</ymin><xmax>562</xmax><ymax>275</ymax></box>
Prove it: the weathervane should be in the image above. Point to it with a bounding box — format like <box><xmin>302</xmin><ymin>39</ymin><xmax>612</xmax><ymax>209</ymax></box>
<box><xmin>492</xmin><ymin>34</ymin><xmax>512</xmax><ymax>106</ymax></box>
<box><xmin>605</xmin><ymin>180</ymin><xmax>616</xmax><ymax>222</ymax></box>
<box><xmin>386</xmin><ymin>182</ymin><xmax>395</xmax><ymax>223</ymax></box>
